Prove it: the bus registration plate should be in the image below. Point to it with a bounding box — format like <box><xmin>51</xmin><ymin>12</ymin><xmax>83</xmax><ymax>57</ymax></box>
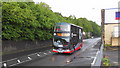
<box><xmin>58</xmin><ymin>45</ymin><xmax>63</xmax><ymax>47</ymax></box>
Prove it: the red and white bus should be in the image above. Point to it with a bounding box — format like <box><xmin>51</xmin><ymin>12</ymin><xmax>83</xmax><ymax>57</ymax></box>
<box><xmin>52</xmin><ymin>22</ymin><xmax>83</xmax><ymax>53</ymax></box>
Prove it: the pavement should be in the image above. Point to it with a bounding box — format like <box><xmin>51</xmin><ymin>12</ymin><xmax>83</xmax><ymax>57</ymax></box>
<box><xmin>103</xmin><ymin>46</ymin><xmax>120</xmax><ymax>66</ymax></box>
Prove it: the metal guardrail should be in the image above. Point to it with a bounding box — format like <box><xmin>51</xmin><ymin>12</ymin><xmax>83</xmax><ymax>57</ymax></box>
<box><xmin>91</xmin><ymin>43</ymin><xmax>103</xmax><ymax>67</ymax></box>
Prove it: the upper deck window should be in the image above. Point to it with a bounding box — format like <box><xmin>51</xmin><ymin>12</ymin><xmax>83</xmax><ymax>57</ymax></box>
<box><xmin>54</xmin><ymin>24</ymin><xmax>70</xmax><ymax>32</ymax></box>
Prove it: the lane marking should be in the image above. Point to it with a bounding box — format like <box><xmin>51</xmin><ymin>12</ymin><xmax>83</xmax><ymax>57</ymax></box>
<box><xmin>37</xmin><ymin>54</ymin><xmax>40</xmax><ymax>56</ymax></box>
<box><xmin>1</xmin><ymin>49</ymin><xmax>52</xmax><ymax>67</ymax></box>
<box><xmin>28</xmin><ymin>57</ymin><xmax>32</xmax><ymax>60</ymax></box>
<box><xmin>17</xmin><ymin>59</ymin><xmax>21</xmax><ymax>63</ymax></box>
<box><xmin>44</xmin><ymin>53</ymin><xmax>47</xmax><ymax>55</ymax></box>
<box><xmin>3</xmin><ymin>63</ymin><xmax>7</xmax><ymax>67</ymax></box>
<box><xmin>91</xmin><ymin>50</ymin><xmax>100</xmax><ymax>66</ymax></box>
<box><xmin>9</xmin><ymin>59</ymin><xmax>30</xmax><ymax>67</ymax></box>
<box><xmin>3</xmin><ymin>38</ymin><xmax>101</xmax><ymax>67</ymax></box>
<box><xmin>66</xmin><ymin>60</ymin><xmax>71</xmax><ymax>63</ymax></box>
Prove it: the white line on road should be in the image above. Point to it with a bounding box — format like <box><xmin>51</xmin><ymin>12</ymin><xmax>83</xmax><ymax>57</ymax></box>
<box><xmin>17</xmin><ymin>59</ymin><xmax>21</xmax><ymax>63</ymax></box>
<box><xmin>1</xmin><ymin>49</ymin><xmax>52</xmax><ymax>67</ymax></box>
<box><xmin>10</xmin><ymin>59</ymin><xmax>30</xmax><ymax>67</ymax></box>
<box><xmin>28</xmin><ymin>57</ymin><xmax>32</xmax><ymax>60</ymax></box>
<box><xmin>37</xmin><ymin>54</ymin><xmax>40</xmax><ymax>56</ymax></box>
<box><xmin>44</xmin><ymin>53</ymin><xmax>47</xmax><ymax>55</ymax></box>
<box><xmin>3</xmin><ymin>63</ymin><xmax>7</xmax><ymax>67</ymax></box>
<box><xmin>91</xmin><ymin>50</ymin><xmax>100</xmax><ymax>66</ymax></box>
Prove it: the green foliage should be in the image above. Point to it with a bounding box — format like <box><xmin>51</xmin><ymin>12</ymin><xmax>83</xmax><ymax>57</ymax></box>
<box><xmin>2</xmin><ymin>2</ymin><xmax>101</xmax><ymax>40</ymax></box>
<box><xmin>102</xmin><ymin>57</ymin><xmax>111</xmax><ymax>66</ymax></box>
<box><xmin>64</xmin><ymin>16</ymin><xmax>101</xmax><ymax>37</ymax></box>
<box><xmin>0</xmin><ymin>2</ymin><xmax>2</xmax><ymax>39</ymax></box>
<box><xmin>104</xmin><ymin>44</ymin><xmax>112</xmax><ymax>47</ymax></box>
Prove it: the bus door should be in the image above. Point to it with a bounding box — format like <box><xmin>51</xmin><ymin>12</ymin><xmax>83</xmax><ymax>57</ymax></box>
<box><xmin>70</xmin><ymin>25</ymin><xmax>79</xmax><ymax>50</ymax></box>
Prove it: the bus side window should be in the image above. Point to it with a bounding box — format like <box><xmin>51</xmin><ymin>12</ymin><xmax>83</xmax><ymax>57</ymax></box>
<box><xmin>79</xmin><ymin>29</ymin><xmax>82</xmax><ymax>42</ymax></box>
<box><xmin>79</xmin><ymin>29</ymin><xmax>81</xmax><ymax>39</ymax></box>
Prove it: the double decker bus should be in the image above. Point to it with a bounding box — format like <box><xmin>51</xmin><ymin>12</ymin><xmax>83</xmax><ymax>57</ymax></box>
<box><xmin>52</xmin><ymin>22</ymin><xmax>83</xmax><ymax>53</ymax></box>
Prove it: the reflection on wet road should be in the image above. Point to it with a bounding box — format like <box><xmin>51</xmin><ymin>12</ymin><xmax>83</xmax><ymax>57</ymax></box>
<box><xmin>18</xmin><ymin>38</ymin><xmax>101</xmax><ymax>66</ymax></box>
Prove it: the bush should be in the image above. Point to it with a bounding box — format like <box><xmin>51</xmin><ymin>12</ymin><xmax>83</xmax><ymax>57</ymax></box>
<box><xmin>104</xmin><ymin>44</ymin><xmax>112</xmax><ymax>47</ymax></box>
<box><xmin>2</xmin><ymin>2</ymin><xmax>101</xmax><ymax>41</ymax></box>
<box><xmin>102</xmin><ymin>57</ymin><xmax>111</xmax><ymax>66</ymax></box>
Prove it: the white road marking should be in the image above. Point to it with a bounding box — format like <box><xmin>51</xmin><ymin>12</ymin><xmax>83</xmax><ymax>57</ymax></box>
<box><xmin>37</xmin><ymin>54</ymin><xmax>40</xmax><ymax>56</ymax></box>
<box><xmin>1</xmin><ymin>50</ymin><xmax>52</xmax><ymax>67</ymax></box>
<box><xmin>10</xmin><ymin>59</ymin><xmax>30</xmax><ymax>67</ymax></box>
<box><xmin>66</xmin><ymin>60</ymin><xmax>71</xmax><ymax>63</ymax></box>
<box><xmin>44</xmin><ymin>53</ymin><xmax>47</xmax><ymax>55</ymax></box>
<box><xmin>28</xmin><ymin>57</ymin><xmax>32</xmax><ymax>60</ymax></box>
<box><xmin>17</xmin><ymin>60</ymin><xmax>21</xmax><ymax>63</ymax></box>
<box><xmin>91</xmin><ymin>50</ymin><xmax>100</xmax><ymax>66</ymax></box>
<box><xmin>3</xmin><ymin>63</ymin><xmax>7</xmax><ymax>67</ymax></box>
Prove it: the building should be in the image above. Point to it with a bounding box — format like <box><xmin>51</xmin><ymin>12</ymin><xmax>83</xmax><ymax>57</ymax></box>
<box><xmin>104</xmin><ymin>23</ymin><xmax>120</xmax><ymax>46</ymax></box>
<box><xmin>102</xmin><ymin>8</ymin><xmax>120</xmax><ymax>46</ymax></box>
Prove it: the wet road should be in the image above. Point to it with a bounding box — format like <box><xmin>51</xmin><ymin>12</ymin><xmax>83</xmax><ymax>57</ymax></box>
<box><xmin>17</xmin><ymin>38</ymin><xmax>101</xmax><ymax>66</ymax></box>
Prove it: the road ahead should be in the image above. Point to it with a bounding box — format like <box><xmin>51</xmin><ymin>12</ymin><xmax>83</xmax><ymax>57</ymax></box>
<box><xmin>17</xmin><ymin>38</ymin><xmax>101</xmax><ymax>66</ymax></box>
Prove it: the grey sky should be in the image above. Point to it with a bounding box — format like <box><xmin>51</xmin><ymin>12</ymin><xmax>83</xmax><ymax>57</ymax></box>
<box><xmin>33</xmin><ymin>0</ymin><xmax>120</xmax><ymax>25</ymax></box>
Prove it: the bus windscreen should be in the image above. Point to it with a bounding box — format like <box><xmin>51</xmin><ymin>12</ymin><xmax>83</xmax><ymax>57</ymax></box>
<box><xmin>54</xmin><ymin>24</ymin><xmax>70</xmax><ymax>32</ymax></box>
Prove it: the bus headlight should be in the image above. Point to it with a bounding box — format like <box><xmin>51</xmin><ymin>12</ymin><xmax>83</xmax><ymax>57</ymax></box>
<box><xmin>56</xmin><ymin>33</ymin><xmax>70</xmax><ymax>36</ymax></box>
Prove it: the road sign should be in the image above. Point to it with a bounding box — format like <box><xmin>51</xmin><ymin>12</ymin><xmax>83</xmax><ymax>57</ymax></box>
<box><xmin>105</xmin><ymin>8</ymin><xmax>119</xmax><ymax>23</ymax></box>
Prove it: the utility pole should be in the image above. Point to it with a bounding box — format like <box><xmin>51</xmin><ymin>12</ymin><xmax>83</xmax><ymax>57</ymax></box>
<box><xmin>101</xmin><ymin>9</ymin><xmax>105</xmax><ymax>45</ymax></box>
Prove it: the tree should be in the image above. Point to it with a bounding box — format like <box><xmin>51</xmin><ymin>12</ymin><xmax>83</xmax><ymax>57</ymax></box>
<box><xmin>2</xmin><ymin>2</ymin><xmax>101</xmax><ymax>40</ymax></box>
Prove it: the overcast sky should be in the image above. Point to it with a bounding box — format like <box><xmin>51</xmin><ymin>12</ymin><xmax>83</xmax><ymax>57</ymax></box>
<box><xmin>33</xmin><ymin>0</ymin><xmax>120</xmax><ymax>25</ymax></box>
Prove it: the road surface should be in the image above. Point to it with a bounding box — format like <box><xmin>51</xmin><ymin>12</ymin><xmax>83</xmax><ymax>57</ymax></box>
<box><xmin>16</xmin><ymin>38</ymin><xmax>101</xmax><ymax>66</ymax></box>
